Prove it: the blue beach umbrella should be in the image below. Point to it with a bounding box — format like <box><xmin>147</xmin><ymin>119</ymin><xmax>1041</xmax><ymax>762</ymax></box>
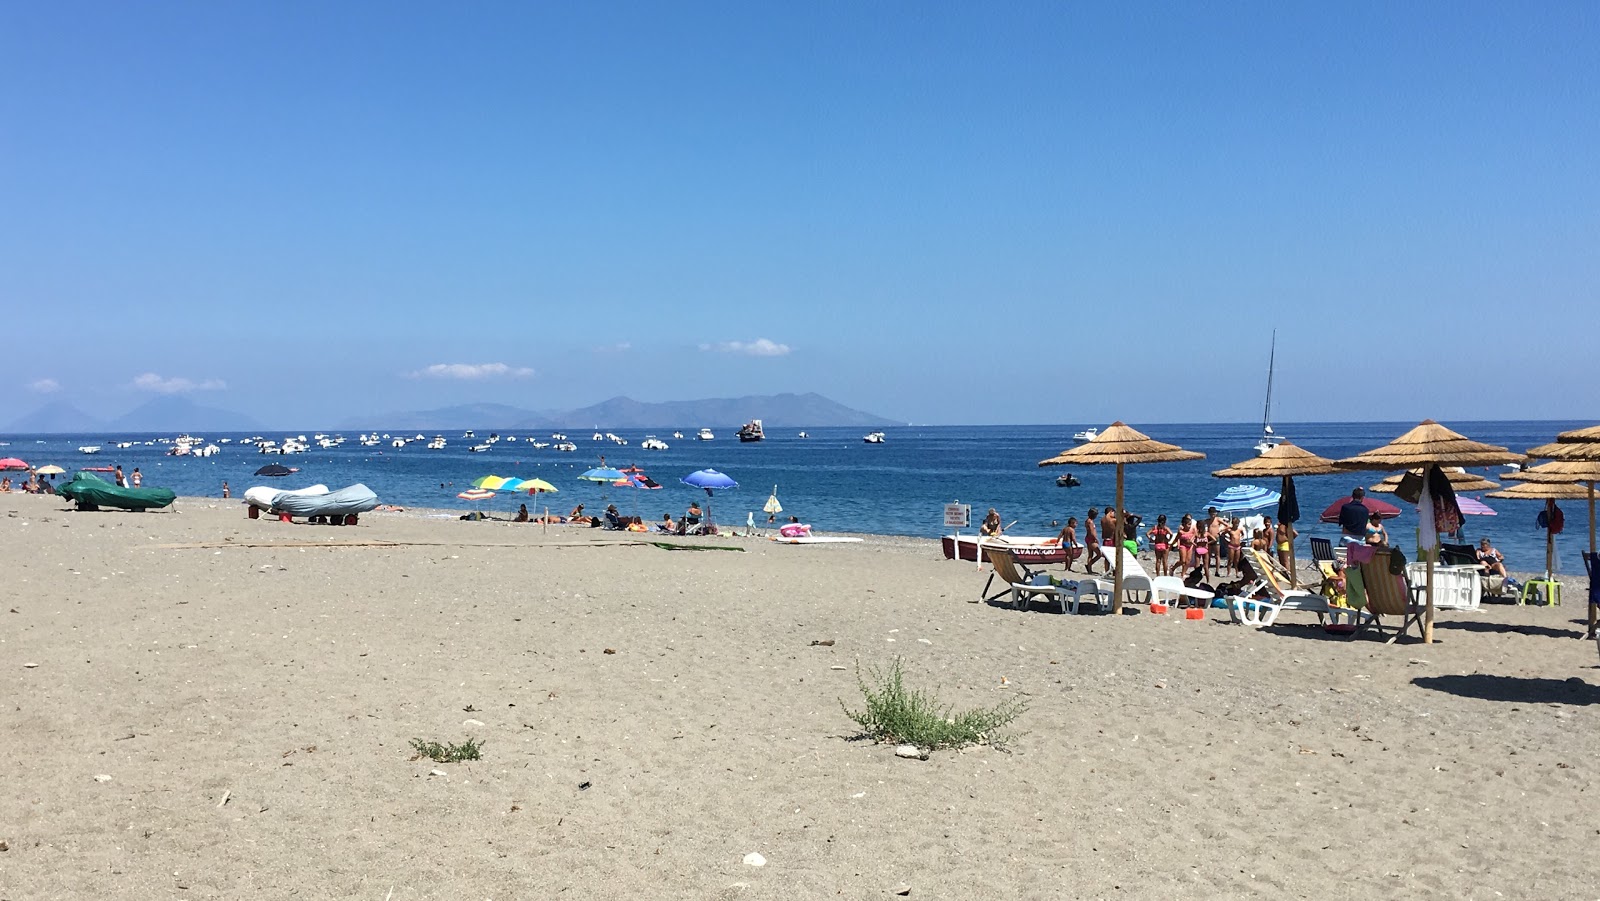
<box><xmin>681</xmin><ymin>469</ymin><xmax>738</xmax><ymax>528</ymax></box>
<box><xmin>1205</xmin><ymin>483</ymin><xmax>1281</xmax><ymax>513</ymax></box>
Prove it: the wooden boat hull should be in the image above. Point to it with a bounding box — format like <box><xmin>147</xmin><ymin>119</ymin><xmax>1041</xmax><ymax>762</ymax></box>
<box><xmin>941</xmin><ymin>534</ymin><xmax>1071</xmax><ymax>565</ymax></box>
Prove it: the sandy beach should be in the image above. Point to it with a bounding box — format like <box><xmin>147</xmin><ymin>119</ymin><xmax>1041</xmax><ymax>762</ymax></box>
<box><xmin>2</xmin><ymin>491</ymin><xmax>1596</xmax><ymax>899</ymax></box>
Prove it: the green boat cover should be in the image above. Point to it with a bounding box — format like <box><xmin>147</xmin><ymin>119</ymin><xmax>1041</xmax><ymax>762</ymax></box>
<box><xmin>57</xmin><ymin>471</ymin><xmax>177</xmax><ymax>511</ymax></box>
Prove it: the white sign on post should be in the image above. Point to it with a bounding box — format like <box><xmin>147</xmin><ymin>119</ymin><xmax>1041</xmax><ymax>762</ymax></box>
<box><xmin>943</xmin><ymin>503</ymin><xmax>971</xmax><ymax>528</ymax></box>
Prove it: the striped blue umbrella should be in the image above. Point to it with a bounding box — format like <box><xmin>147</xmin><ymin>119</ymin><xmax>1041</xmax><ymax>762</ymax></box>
<box><xmin>1205</xmin><ymin>483</ymin><xmax>1281</xmax><ymax>512</ymax></box>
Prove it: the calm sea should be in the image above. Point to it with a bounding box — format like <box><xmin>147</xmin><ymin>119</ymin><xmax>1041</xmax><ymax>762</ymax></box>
<box><xmin>3</xmin><ymin>421</ymin><xmax>1589</xmax><ymax>575</ymax></box>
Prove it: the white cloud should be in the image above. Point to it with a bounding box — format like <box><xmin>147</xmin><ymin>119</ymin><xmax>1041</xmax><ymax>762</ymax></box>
<box><xmin>410</xmin><ymin>362</ymin><xmax>535</xmax><ymax>380</ymax></box>
<box><xmin>27</xmin><ymin>378</ymin><xmax>60</xmax><ymax>394</ymax></box>
<box><xmin>132</xmin><ymin>372</ymin><xmax>226</xmax><ymax>394</ymax></box>
<box><xmin>595</xmin><ymin>342</ymin><xmax>632</xmax><ymax>353</ymax></box>
<box><xmin>699</xmin><ymin>338</ymin><xmax>792</xmax><ymax>357</ymax></box>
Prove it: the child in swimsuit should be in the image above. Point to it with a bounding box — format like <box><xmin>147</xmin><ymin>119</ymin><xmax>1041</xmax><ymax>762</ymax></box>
<box><xmin>1175</xmin><ymin>514</ymin><xmax>1197</xmax><ymax>572</ymax></box>
<box><xmin>1055</xmin><ymin>517</ymin><xmax>1081</xmax><ymax>571</ymax></box>
<box><xmin>1149</xmin><ymin>514</ymin><xmax>1174</xmax><ymax>576</ymax></box>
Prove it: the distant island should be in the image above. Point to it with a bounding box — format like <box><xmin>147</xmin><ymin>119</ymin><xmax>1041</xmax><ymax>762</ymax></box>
<box><xmin>3</xmin><ymin>392</ymin><xmax>898</xmax><ymax>434</ymax></box>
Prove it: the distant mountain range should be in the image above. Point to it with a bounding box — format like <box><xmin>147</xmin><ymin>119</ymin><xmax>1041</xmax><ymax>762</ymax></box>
<box><xmin>357</xmin><ymin>393</ymin><xmax>898</xmax><ymax>431</ymax></box>
<box><xmin>4</xmin><ymin>395</ymin><xmax>267</xmax><ymax>435</ymax></box>
<box><xmin>3</xmin><ymin>392</ymin><xmax>896</xmax><ymax>434</ymax></box>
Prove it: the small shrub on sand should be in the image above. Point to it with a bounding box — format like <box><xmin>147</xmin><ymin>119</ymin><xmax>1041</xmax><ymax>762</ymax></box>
<box><xmin>409</xmin><ymin>737</ymin><xmax>484</xmax><ymax>763</ymax></box>
<box><xmin>841</xmin><ymin>657</ymin><xmax>1026</xmax><ymax>750</ymax></box>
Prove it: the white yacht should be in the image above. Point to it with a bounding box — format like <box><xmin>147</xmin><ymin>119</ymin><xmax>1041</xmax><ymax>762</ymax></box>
<box><xmin>641</xmin><ymin>436</ymin><xmax>669</xmax><ymax>451</ymax></box>
<box><xmin>78</xmin><ymin>445</ymin><xmax>102</xmax><ymax>454</ymax></box>
<box><xmin>1073</xmin><ymin>427</ymin><xmax>1098</xmax><ymax>444</ymax></box>
<box><xmin>863</xmin><ymin>431</ymin><xmax>886</xmax><ymax>444</ymax></box>
<box><xmin>697</xmin><ymin>428</ymin><xmax>715</xmax><ymax>441</ymax></box>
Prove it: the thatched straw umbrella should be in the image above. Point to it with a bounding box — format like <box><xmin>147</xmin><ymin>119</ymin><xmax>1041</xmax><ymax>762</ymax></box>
<box><xmin>1484</xmin><ymin>480</ymin><xmax>1590</xmax><ymax>605</ymax></box>
<box><xmin>1367</xmin><ymin>467</ymin><xmax>1500</xmax><ymax>494</ymax></box>
<box><xmin>1212</xmin><ymin>440</ymin><xmax>1340</xmax><ymax>586</ymax></box>
<box><xmin>1336</xmin><ymin>420</ymin><xmax>1525</xmax><ymax>643</ymax></box>
<box><xmin>1039</xmin><ymin>422</ymin><xmax>1203</xmax><ymax>614</ymax></box>
<box><xmin>1508</xmin><ymin>443</ymin><xmax>1600</xmax><ymax>637</ymax></box>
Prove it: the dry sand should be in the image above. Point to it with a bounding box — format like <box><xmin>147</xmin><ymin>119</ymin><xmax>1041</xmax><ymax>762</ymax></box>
<box><xmin>2</xmin><ymin>492</ymin><xmax>1597</xmax><ymax>899</ymax></box>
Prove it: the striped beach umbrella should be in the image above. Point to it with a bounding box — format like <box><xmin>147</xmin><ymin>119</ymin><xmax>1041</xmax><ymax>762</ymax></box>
<box><xmin>458</xmin><ymin>488</ymin><xmax>495</xmax><ymax>502</ymax></box>
<box><xmin>1205</xmin><ymin>484</ymin><xmax>1281</xmax><ymax>513</ymax></box>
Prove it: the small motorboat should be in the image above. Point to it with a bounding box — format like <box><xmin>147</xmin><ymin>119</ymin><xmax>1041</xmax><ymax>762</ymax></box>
<box><xmin>863</xmin><ymin>431</ymin><xmax>886</xmax><ymax>444</ymax></box>
<box><xmin>737</xmin><ymin>419</ymin><xmax>765</xmax><ymax>442</ymax></box>
<box><xmin>1072</xmin><ymin>428</ymin><xmax>1097</xmax><ymax>444</ymax></box>
<box><xmin>78</xmin><ymin>445</ymin><xmax>102</xmax><ymax>454</ymax></box>
<box><xmin>1055</xmin><ymin>473</ymin><xmax>1080</xmax><ymax>488</ymax></box>
<box><xmin>697</xmin><ymin>428</ymin><xmax>714</xmax><ymax>441</ymax></box>
<box><xmin>797</xmin><ymin>431</ymin><xmax>808</xmax><ymax>439</ymax></box>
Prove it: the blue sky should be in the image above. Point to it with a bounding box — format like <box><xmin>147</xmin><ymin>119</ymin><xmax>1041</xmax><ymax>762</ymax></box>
<box><xmin>2</xmin><ymin>1</ymin><xmax>1596</xmax><ymax>427</ymax></box>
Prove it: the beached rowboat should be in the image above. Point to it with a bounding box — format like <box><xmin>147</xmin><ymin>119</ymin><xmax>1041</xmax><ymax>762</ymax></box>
<box><xmin>941</xmin><ymin>534</ymin><xmax>1071</xmax><ymax>565</ymax></box>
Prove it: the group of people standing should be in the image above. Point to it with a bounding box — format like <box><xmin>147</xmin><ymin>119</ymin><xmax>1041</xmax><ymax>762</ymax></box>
<box><xmin>1042</xmin><ymin>505</ymin><xmax>1300</xmax><ymax>579</ymax></box>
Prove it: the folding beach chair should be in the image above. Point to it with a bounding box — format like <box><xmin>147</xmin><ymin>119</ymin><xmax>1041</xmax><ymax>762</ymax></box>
<box><xmin>1353</xmin><ymin>549</ymin><xmax>1425</xmax><ymax>643</ymax></box>
<box><xmin>1309</xmin><ymin>537</ymin><xmax>1335</xmax><ymax>564</ymax></box>
<box><xmin>984</xmin><ymin>548</ymin><xmax>1067</xmax><ymax>612</ymax></box>
<box><xmin>1228</xmin><ymin>548</ymin><xmax>1351</xmax><ymax>627</ymax></box>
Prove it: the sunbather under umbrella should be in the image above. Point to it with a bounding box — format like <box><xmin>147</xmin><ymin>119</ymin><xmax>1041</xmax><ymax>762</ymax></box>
<box><xmin>681</xmin><ymin>469</ymin><xmax>738</xmax><ymax>532</ymax></box>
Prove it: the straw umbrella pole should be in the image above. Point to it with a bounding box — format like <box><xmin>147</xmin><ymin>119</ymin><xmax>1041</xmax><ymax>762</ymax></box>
<box><xmin>1484</xmin><ymin>479</ymin><xmax>1590</xmax><ymax>595</ymax></box>
<box><xmin>1040</xmin><ymin>423</ymin><xmax>1203</xmax><ymax>614</ymax></box>
<box><xmin>1506</xmin><ymin>451</ymin><xmax>1600</xmax><ymax>637</ymax></box>
<box><xmin>1212</xmin><ymin>440</ymin><xmax>1340</xmax><ymax>587</ymax></box>
<box><xmin>1368</xmin><ymin>468</ymin><xmax>1501</xmax><ymax>549</ymax></box>
<box><xmin>1336</xmin><ymin>420</ymin><xmax>1525</xmax><ymax>644</ymax></box>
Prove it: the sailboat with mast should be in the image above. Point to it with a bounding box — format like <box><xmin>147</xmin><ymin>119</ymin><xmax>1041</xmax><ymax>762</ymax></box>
<box><xmin>1254</xmin><ymin>330</ymin><xmax>1283</xmax><ymax>455</ymax></box>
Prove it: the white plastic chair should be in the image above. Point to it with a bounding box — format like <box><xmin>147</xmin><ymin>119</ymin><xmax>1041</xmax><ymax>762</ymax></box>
<box><xmin>1151</xmin><ymin>575</ymin><xmax>1216</xmax><ymax>610</ymax></box>
<box><xmin>1070</xmin><ymin>578</ymin><xmax>1113</xmax><ymax>614</ymax></box>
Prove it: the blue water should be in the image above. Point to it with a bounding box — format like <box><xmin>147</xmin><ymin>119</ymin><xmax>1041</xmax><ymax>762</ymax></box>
<box><xmin>2</xmin><ymin>421</ymin><xmax>1589</xmax><ymax>574</ymax></box>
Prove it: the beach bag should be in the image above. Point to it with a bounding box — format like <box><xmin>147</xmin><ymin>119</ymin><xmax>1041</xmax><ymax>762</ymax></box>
<box><xmin>1395</xmin><ymin>470</ymin><xmax>1425</xmax><ymax>504</ymax></box>
<box><xmin>1388</xmin><ymin>546</ymin><xmax>1408</xmax><ymax>575</ymax></box>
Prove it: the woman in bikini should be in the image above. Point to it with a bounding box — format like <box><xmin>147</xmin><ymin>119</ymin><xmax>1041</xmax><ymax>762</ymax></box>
<box><xmin>1366</xmin><ymin>516</ymin><xmax>1389</xmax><ymax>547</ymax></box>
<box><xmin>1148</xmin><ymin>514</ymin><xmax>1174</xmax><ymax>576</ymax></box>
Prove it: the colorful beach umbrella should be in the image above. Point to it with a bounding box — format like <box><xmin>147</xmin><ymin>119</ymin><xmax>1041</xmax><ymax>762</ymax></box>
<box><xmin>0</xmin><ymin>457</ymin><xmax>29</xmax><ymax>471</ymax></box>
<box><xmin>1205</xmin><ymin>484</ymin><xmax>1281</xmax><ymax>513</ymax></box>
<box><xmin>681</xmin><ymin>469</ymin><xmax>738</xmax><ymax>530</ymax></box>
<box><xmin>472</xmin><ymin>475</ymin><xmax>514</xmax><ymax>490</ymax></box>
<box><xmin>764</xmin><ymin>485</ymin><xmax>783</xmax><ymax>516</ymax></box>
<box><xmin>1318</xmin><ymin>495</ymin><xmax>1402</xmax><ymax>523</ymax></box>
<box><xmin>457</xmin><ymin>488</ymin><xmax>496</xmax><ymax>501</ymax></box>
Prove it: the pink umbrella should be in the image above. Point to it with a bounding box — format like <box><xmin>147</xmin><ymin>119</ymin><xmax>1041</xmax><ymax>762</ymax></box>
<box><xmin>1455</xmin><ymin>496</ymin><xmax>1496</xmax><ymax>516</ymax></box>
<box><xmin>0</xmin><ymin>457</ymin><xmax>29</xmax><ymax>471</ymax></box>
